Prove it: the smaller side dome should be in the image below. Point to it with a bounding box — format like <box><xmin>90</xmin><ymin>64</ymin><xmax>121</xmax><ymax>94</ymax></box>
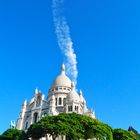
<box><xmin>66</xmin><ymin>82</ymin><xmax>80</xmax><ymax>102</ymax></box>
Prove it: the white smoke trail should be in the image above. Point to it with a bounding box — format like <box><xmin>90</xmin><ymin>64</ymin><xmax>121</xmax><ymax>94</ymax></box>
<box><xmin>52</xmin><ymin>0</ymin><xmax>78</xmax><ymax>85</ymax></box>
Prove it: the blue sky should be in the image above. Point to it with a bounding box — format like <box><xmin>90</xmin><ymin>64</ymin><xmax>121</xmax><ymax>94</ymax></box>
<box><xmin>0</xmin><ymin>0</ymin><xmax>140</xmax><ymax>134</ymax></box>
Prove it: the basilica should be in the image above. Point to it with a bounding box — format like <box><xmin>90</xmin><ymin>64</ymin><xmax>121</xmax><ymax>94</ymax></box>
<box><xmin>16</xmin><ymin>64</ymin><xmax>96</xmax><ymax>133</ymax></box>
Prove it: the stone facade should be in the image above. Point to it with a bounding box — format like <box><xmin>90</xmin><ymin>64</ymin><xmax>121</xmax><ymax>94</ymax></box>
<box><xmin>16</xmin><ymin>64</ymin><xmax>95</xmax><ymax>139</ymax></box>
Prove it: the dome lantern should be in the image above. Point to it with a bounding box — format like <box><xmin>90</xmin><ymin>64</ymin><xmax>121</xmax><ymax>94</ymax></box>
<box><xmin>61</xmin><ymin>64</ymin><xmax>65</xmax><ymax>75</ymax></box>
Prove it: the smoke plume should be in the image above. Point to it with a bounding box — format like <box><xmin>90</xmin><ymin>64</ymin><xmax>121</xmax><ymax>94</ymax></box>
<box><xmin>52</xmin><ymin>0</ymin><xmax>78</xmax><ymax>85</ymax></box>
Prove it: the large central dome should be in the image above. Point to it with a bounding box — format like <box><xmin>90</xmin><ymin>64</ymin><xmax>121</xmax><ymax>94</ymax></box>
<box><xmin>51</xmin><ymin>64</ymin><xmax>72</xmax><ymax>88</ymax></box>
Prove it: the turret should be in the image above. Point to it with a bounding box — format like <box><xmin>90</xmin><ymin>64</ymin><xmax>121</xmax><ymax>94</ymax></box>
<box><xmin>16</xmin><ymin>100</ymin><xmax>27</xmax><ymax>130</ymax></box>
<box><xmin>34</xmin><ymin>88</ymin><xmax>39</xmax><ymax>107</ymax></box>
<box><xmin>21</xmin><ymin>100</ymin><xmax>27</xmax><ymax>117</ymax></box>
<box><xmin>48</xmin><ymin>93</ymin><xmax>58</xmax><ymax>116</ymax></box>
<box><xmin>41</xmin><ymin>94</ymin><xmax>45</xmax><ymax>100</ymax></box>
<box><xmin>34</xmin><ymin>88</ymin><xmax>39</xmax><ymax>96</ymax></box>
<box><xmin>40</xmin><ymin>94</ymin><xmax>45</xmax><ymax>106</ymax></box>
<box><xmin>79</xmin><ymin>90</ymin><xmax>86</xmax><ymax>104</ymax></box>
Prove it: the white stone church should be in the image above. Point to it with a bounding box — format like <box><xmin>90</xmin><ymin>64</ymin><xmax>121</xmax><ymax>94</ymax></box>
<box><xmin>16</xmin><ymin>64</ymin><xmax>96</xmax><ymax>139</ymax></box>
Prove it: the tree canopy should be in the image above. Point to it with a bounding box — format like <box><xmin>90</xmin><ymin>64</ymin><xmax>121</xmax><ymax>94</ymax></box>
<box><xmin>2</xmin><ymin>129</ymin><xmax>28</xmax><ymax>140</ymax></box>
<box><xmin>113</xmin><ymin>129</ymin><xmax>139</xmax><ymax>140</ymax></box>
<box><xmin>1</xmin><ymin>114</ymin><xmax>140</xmax><ymax>140</ymax></box>
<box><xmin>0</xmin><ymin>135</ymin><xmax>11</xmax><ymax>140</ymax></box>
<box><xmin>27</xmin><ymin>113</ymin><xmax>113</xmax><ymax>140</ymax></box>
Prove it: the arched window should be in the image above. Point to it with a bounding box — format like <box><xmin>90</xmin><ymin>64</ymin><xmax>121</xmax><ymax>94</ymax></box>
<box><xmin>75</xmin><ymin>106</ymin><xmax>79</xmax><ymax>111</ymax></box>
<box><xmin>55</xmin><ymin>87</ymin><xmax>58</xmax><ymax>91</ymax></box>
<box><xmin>34</xmin><ymin>112</ymin><xmax>38</xmax><ymax>123</ymax></box>
<box><xmin>68</xmin><ymin>106</ymin><xmax>72</xmax><ymax>112</ymax></box>
<box><xmin>63</xmin><ymin>98</ymin><xmax>66</xmax><ymax>105</ymax></box>
<box><xmin>77</xmin><ymin>106</ymin><xmax>79</xmax><ymax>111</ymax></box>
<box><xmin>55</xmin><ymin>98</ymin><xmax>57</xmax><ymax>106</ymax></box>
<box><xmin>59</xmin><ymin>97</ymin><xmax>62</xmax><ymax>105</ymax></box>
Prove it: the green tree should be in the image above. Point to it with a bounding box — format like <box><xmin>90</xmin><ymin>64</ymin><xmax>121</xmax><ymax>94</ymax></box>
<box><xmin>27</xmin><ymin>113</ymin><xmax>114</xmax><ymax>140</ymax></box>
<box><xmin>27</xmin><ymin>123</ymin><xmax>45</xmax><ymax>140</ymax></box>
<box><xmin>113</xmin><ymin>129</ymin><xmax>139</xmax><ymax>140</ymax></box>
<box><xmin>73</xmin><ymin>113</ymin><xmax>113</xmax><ymax>140</ymax></box>
<box><xmin>57</xmin><ymin>113</ymin><xmax>85</xmax><ymax>140</ymax></box>
<box><xmin>27</xmin><ymin>113</ymin><xmax>84</xmax><ymax>140</ymax></box>
<box><xmin>0</xmin><ymin>135</ymin><xmax>11</xmax><ymax>140</ymax></box>
<box><xmin>2</xmin><ymin>128</ymin><xmax>28</xmax><ymax>140</ymax></box>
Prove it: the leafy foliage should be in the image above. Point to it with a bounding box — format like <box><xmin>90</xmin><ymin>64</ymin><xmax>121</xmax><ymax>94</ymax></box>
<box><xmin>27</xmin><ymin>123</ymin><xmax>45</xmax><ymax>139</ymax></box>
<box><xmin>0</xmin><ymin>135</ymin><xmax>11</xmax><ymax>140</ymax></box>
<box><xmin>27</xmin><ymin>113</ymin><xmax>113</xmax><ymax>140</ymax></box>
<box><xmin>1</xmin><ymin>114</ymin><xmax>140</xmax><ymax>140</ymax></box>
<box><xmin>113</xmin><ymin>129</ymin><xmax>140</xmax><ymax>140</ymax></box>
<box><xmin>2</xmin><ymin>129</ymin><xmax>28</xmax><ymax>140</ymax></box>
